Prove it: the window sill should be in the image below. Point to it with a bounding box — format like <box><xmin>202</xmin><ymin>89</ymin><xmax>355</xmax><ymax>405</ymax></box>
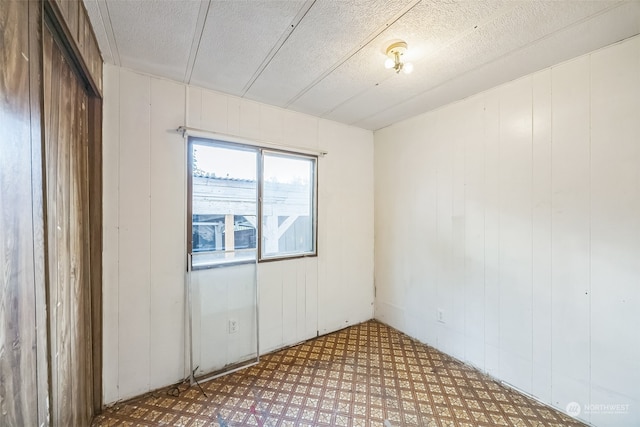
<box><xmin>258</xmin><ymin>252</ymin><xmax>317</xmax><ymax>263</ymax></box>
<box><xmin>189</xmin><ymin>250</ymin><xmax>317</xmax><ymax>270</ymax></box>
<box><xmin>191</xmin><ymin>258</ymin><xmax>256</xmax><ymax>271</ymax></box>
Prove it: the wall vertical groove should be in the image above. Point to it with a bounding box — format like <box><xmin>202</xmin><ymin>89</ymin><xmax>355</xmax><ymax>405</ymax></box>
<box><xmin>374</xmin><ymin>35</ymin><xmax>640</xmax><ymax>427</ymax></box>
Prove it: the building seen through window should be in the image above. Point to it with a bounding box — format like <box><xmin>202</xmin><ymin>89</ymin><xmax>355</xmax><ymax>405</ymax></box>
<box><xmin>189</xmin><ymin>139</ymin><xmax>316</xmax><ymax>268</ymax></box>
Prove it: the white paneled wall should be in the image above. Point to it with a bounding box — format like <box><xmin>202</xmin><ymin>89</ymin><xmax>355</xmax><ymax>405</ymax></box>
<box><xmin>102</xmin><ymin>65</ymin><xmax>374</xmax><ymax>403</ymax></box>
<box><xmin>374</xmin><ymin>36</ymin><xmax>640</xmax><ymax>427</ymax></box>
<box><xmin>589</xmin><ymin>37</ymin><xmax>640</xmax><ymax>427</ymax></box>
<box><xmin>191</xmin><ymin>264</ymin><xmax>258</xmax><ymax>376</ymax></box>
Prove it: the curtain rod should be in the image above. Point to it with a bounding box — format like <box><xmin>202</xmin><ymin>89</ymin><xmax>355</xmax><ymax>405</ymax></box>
<box><xmin>177</xmin><ymin>126</ymin><xmax>328</xmax><ymax>157</ymax></box>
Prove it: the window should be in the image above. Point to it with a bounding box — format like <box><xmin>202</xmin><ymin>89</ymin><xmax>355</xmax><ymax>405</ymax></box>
<box><xmin>189</xmin><ymin>138</ymin><xmax>317</xmax><ymax>268</ymax></box>
<box><xmin>262</xmin><ymin>152</ymin><xmax>316</xmax><ymax>259</ymax></box>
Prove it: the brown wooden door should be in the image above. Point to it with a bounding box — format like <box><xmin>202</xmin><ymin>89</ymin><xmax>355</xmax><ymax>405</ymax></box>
<box><xmin>0</xmin><ymin>1</ymin><xmax>46</xmax><ymax>425</ymax></box>
<box><xmin>43</xmin><ymin>20</ymin><xmax>94</xmax><ymax>427</ymax></box>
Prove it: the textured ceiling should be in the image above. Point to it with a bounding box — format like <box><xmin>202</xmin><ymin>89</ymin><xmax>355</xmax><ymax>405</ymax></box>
<box><xmin>84</xmin><ymin>0</ymin><xmax>640</xmax><ymax>130</ymax></box>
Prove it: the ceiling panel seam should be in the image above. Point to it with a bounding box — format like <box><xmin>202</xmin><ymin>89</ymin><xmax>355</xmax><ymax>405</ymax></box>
<box><xmin>316</xmin><ymin>0</ymin><xmax>521</xmax><ymax>121</ymax></box>
<box><xmin>284</xmin><ymin>0</ymin><xmax>422</xmax><ymax>109</ymax></box>
<box><xmin>352</xmin><ymin>1</ymin><xmax>630</xmax><ymax>129</ymax></box>
<box><xmin>321</xmin><ymin>80</ymin><xmax>393</xmax><ymax>120</ymax></box>
<box><xmin>426</xmin><ymin>1</ymin><xmax>521</xmax><ymax>62</ymax></box>
<box><xmin>98</xmin><ymin>0</ymin><xmax>121</xmax><ymax>66</ymax></box>
<box><xmin>241</xmin><ymin>0</ymin><xmax>317</xmax><ymax>96</ymax></box>
<box><xmin>184</xmin><ymin>0</ymin><xmax>212</xmax><ymax>84</ymax></box>
<box><xmin>86</xmin><ymin>0</ymin><xmax>640</xmax><ymax>132</ymax></box>
<box><xmin>320</xmin><ymin>0</ymin><xmax>519</xmax><ymax>120</ymax></box>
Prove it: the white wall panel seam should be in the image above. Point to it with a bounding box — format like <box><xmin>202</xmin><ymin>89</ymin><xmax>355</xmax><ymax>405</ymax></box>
<box><xmin>116</xmin><ymin>66</ymin><xmax>122</xmax><ymax>398</ymax></box>
<box><xmin>116</xmin><ymin>66</ymin><xmax>121</xmax><ymax>397</ymax></box>
<box><xmin>147</xmin><ymin>75</ymin><xmax>152</xmax><ymax>393</ymax></box>
<box><xmin>103</xmin><ymin>64</ymin><xmax>121</xmax><ymax>402</ymax></box>
<box><xmin>482</xmin><ymin>100</ymin><xmax>487</xmax><ymax>372</ymax></box>
<box><xmin>482</xmin><ymin>98</ymin><xmax>488</xmax><ymax>371</ymax></box>
<box><xmin>182</xmin><ymin>85</ymin><xmax>189</xmax><ymax>380</ymax></box>
<box><xmin>314</xmin><ymin>258</ymin><xmax>318</xmax><ymax>336</ymax></box>
<box><xmin>184</xmin><ymin>85</ymin><xmax>189</xmax><ymax>131</ymax></box>
<box><xmin>546</xmin><ymin>72</ymin><xmax>552</xmax><ymax>402</ymax></box>
<box><xmin>462</xmin><ymin>113</ymin><xmax>467</xmax><ymax>362</ymax></box>
<box><xmin>587</xmin><ymin>54</ymin><xmax>593</xmax><ymax>412</ymax></box>
<box><xmin>434</xmin><ymin>159</ymin><xmax>439</xmax><ymax>347</ymax></box>
<box><xmin>497</xmin><ymin>96</ymin><xmax>502</xmax><ymax>377</ymax></box>
<box><xmin>498</xmin><ymin>95</ymin><xmax>502</xmax><ymax>377</ymax></box>
<box><xmin>530</xmin><ymin>80</ymin><xmax>534</xmax><ymax>396</ymax></box>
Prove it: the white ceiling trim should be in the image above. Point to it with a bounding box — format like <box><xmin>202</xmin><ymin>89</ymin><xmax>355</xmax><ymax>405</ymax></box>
<box><xmin>184</xmin><ymin>0</ymin><xmax>211</xmax><ymax>84</ymax></box>
<box><xmin>284</xmin><ymin>0</ymin><xmax>421</xmax><ymax>109</ymax></box>
<box><xmin>84</xmin><ymin>0</ymin><xmax>640</xmax><ymax>130</ymax></box>
<box><xmin>241</xmin><ymin>0</ymin><xmax>317</xmax><ymax>96</ymax></box>
<box><xmin>97</xmin><ymin>0</ymin><xmax>120</xmax><ymax>66</ymax></box>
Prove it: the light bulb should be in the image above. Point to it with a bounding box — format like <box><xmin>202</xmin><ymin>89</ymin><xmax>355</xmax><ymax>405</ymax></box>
<box><xmin>384</xmin><ymin>58</ymin><xmax>395</xmax><ymax>69</ymax></box>
<box><xmin>402</xmin><ymin>62</ymin><xmax>414</xmax><ymax>74</ymax></box>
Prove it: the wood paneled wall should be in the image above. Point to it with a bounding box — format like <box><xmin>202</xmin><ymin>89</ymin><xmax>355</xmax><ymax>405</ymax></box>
<box><xmin>43</xmin><ymin>22</ymin><xmax>94</xmax><ymax>425</ymax></box>
<box><xmin>50</xmin><ymin>0</ymin><xmax>102</xmax><ymax>94</ymax></box>
<box><xmin>0</xmin><ymin>1</ymin><xmax>47</xmax><ymax>425</ymax></box>
<box><xmin>88</xmin><ymin>92</ymin><xmax>103</xmax><ymax>415</ymax></box>
<box><xmin>0</xmin><ymin>0</ymin><xmax>103</xmax><ymax>425</ymax></box>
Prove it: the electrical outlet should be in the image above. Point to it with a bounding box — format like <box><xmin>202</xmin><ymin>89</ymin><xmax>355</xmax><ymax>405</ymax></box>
<box><xmin>228</xmin><ymin>318</ymin><xmax>239</xmax><ymax>334</ymax></box>
<box><xmin>437</xmin><ymin>309</ymin><xmax>445</xmax><ymax>324</ymax></box>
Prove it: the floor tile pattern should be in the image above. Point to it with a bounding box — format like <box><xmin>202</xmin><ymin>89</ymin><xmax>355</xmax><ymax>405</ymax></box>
<box><xmin>93</xmin><ymin>321</ymin><xmax>585</xmax><ymax>426</ymax></box>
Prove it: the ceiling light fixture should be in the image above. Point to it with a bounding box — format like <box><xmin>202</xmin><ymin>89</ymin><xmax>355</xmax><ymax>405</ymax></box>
<box><xmin>384</xmin><ymin>41</ymin><xmax>413</xmax><ymax>74</ymax></box>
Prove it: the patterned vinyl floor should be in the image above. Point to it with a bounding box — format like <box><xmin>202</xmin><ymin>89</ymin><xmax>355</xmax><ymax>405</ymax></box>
<box><xmin>92</xmin><ymin>320</ymin><xmax>585</xmax><ymax>427</ymax></box>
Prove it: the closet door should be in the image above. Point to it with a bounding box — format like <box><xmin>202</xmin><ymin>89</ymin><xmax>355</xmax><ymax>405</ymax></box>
<box><xmin>43</xmin><ymin>21</ymin><xmax>93</xmax><ymax>426</ymax></box>
<box><xmin>0</xmin><ymin>1</ymin><xmax>46</xmax><ymax>425</ymax></box>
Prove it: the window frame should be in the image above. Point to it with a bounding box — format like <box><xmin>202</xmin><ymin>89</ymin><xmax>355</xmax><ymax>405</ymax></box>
<box><xmin>258</xmin><ymin>149</ymin><xmax>318</xmax><ymax>262</ymax></box>
<box><xmin>187</xmin><ymin>136</ymin><xmax>318</xmax><ymax>268</ymax></box>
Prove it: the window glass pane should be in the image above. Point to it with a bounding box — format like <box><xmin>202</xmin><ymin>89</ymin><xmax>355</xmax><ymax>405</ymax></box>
<box><xmin>191</xmin><ymin>142</ymin><xmax>257</xmax><ymax>267</ymax></box>
<box><xmin>261</xmin><ymin>153</ymin><xmax>315</xmax><ymax>258</ymax></box>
